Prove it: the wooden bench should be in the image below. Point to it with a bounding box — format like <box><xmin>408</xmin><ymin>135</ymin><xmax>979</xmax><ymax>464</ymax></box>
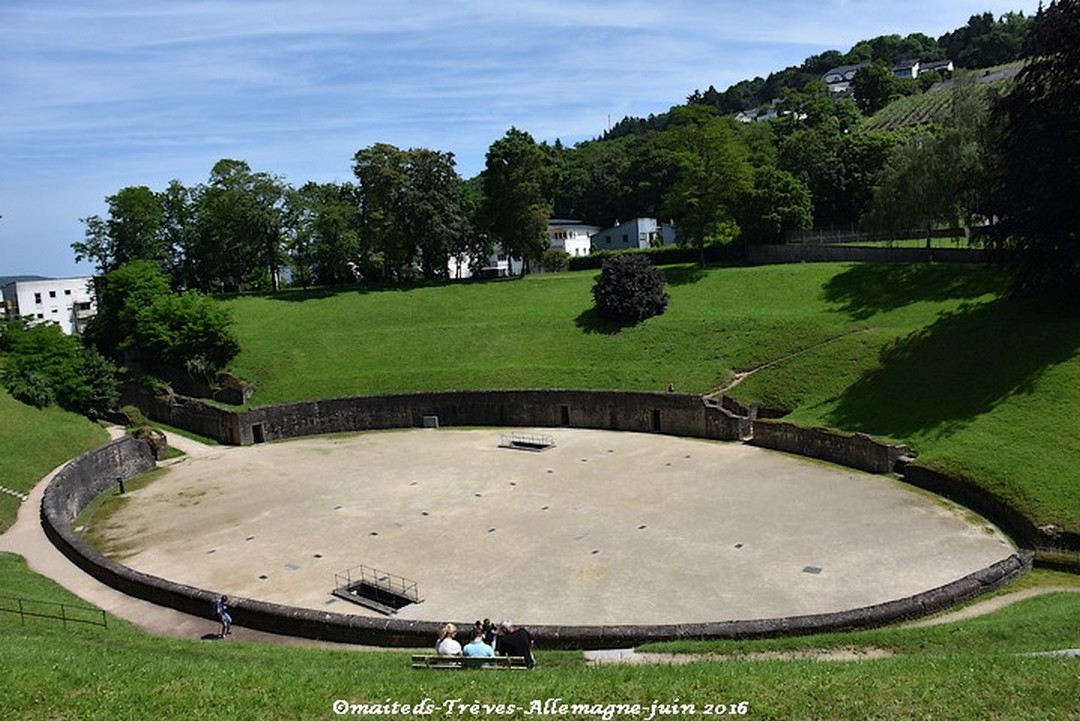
<box><xmin>411</xmin><ymin>654</ymin><xmax>529</xmax><ymax>670</ymax></box>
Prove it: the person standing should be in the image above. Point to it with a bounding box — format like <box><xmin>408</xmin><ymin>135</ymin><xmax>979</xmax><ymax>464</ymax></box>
<box><xmin>213</xmin><ymin>595</ymin><xmax>232</xmax><ymax>638</ymax></box>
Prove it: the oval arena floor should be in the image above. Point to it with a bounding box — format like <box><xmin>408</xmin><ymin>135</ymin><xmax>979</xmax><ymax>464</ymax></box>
<box><xmin>95</xmin><ymin>428</ymin><xmax>1016</xmax><ymax>627</ymax></box>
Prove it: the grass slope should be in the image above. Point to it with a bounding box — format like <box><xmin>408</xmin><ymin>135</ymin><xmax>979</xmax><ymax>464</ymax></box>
<box><xmin>0</xmin><ymin>386</ymin><xmax>108</xmax><ymax>532</ymax></box>
<box><xmin>3</xmin><ymin>552</ymin><xmax>1079</xmax><ymax>721</ymax></box>
<box><xmin>227</xmin><ymin>262</ymin><xmax>1080</xmax><ymax>531</ymax></box>
<box><xmin>227</xmin><ymin>264</ymin><xmax>977</xmax><ymax>402</ymax></box>
<box><xmin>3</xmin><ymin>261</ymin><xmax>1078</xmax><ymax>719</ymax></box>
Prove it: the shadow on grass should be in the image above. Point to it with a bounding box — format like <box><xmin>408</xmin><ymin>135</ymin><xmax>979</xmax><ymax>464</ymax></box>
<box><xmin>574</xmin><ymin>307</ymin><xmax>636</xmax><ymax>335</ymax></box>
<box><xmin>252</xmin><ymin>286</ymin><xmax>359</xmax><ymax>302</ymax></box>
<box><xmin>827</xmin><ymin>298</ymin><xmax>1080</xmax><ymax>440</ymax></box>
<box><xmin>824</xmin><ymin>264</ymin><xmax>1007</xmax><ymax>320</ymax></box>
<box><xmin>662</xmin><ymin>264</ymin><xmax>708</xmax><ymax>286</ymax></box>
<box><xmin>254</xmin><ymin>274</ymin><xmax>532</xmax><ymax>302</ymax></box>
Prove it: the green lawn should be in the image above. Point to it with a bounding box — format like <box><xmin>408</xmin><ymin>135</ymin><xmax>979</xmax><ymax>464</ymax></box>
<box><xmin>226</xmin><ymin>262</ymin><xmax>1080</xmax><ymax>534</ymax></box>
<box><xmin>3</xmin><ymin>261</ymin><xmax>1080</xmax><ymax>720</ymax></box>
<box><xmin>0</xmin><ymin>386</ymin><xmax>108</xmax><ymax>532</ymax></box>
<box><xmin>3</xmin><ymin>552</ymin><xmax>1079</xmax><ymax>721</ymax></box>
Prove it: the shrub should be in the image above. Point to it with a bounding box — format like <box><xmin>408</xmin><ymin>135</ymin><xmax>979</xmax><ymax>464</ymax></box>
<box><xmin>1</xmin><ymin>321</ymin><xmax>118</xmax><ymax>418</ymax></box>
<box><xmin>540</xmin><ymin>247</ymin><xmax>570</xmax><ymax>273</ymax></box>
<box><xmin>591</xmin><ymin>255</ymin><xmax>670</xmax><ymax>322</ymax></box>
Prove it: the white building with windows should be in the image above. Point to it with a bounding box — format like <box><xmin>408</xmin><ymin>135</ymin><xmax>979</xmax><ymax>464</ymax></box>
<box><xmin>1</xmin><ymin>277</ymin><xmax>96</xmax><ymax>334</ymax></box>
<box><xmin>591</xmin><ymin>218</ymin><xmax>677</xmax><ymax>251</ymax></box>
<box><xmin>547</xmin><ymin>219</ymin><xmax>600</xmax><ymax>259</ymax></box>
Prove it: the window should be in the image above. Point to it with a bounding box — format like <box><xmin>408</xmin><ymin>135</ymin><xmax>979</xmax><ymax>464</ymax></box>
<box><xmin>64</xmin><ymin>289</ymin><xmax>71</xmax><ymax>295</ymax></box>
<box><xmin>36</xmin><ymin>313</ymin><xmax>44</xmax><ymax>319</ymax></box>
<box><xmin>34</xmin><ymin>292</ymin><xmax>41</xmax><ymax>303</ymax></box>
<box><xmin>49</xmin><ymin>290</ymin><xmax>56</xmax><ymax>298</ymax></box>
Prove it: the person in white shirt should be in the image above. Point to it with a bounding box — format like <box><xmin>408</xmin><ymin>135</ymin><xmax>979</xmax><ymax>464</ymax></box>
<box><xmin>435</xmin><ymin>623</ymin><xmax>462</xmax><ymax>656</ymax></box>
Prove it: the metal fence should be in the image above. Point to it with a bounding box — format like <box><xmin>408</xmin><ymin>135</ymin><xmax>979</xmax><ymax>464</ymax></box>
<box><xmin>334</xmin><ymin>565</ymin><xmax>420</xmax><ymax>604</ymax></box>
<box><xmin>785</xmin><ymin>224</ymin><xmax>971</xmax><ymax>245</ymax></box>
<box><xmin>0</xmin><ymin>595</ymin><xmax>107</xmax><ymax>628</ymax></box>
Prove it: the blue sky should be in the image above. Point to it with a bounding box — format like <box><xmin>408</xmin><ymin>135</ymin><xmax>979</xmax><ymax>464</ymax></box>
<box><xmin>1</xmin><ymin>1</ymin><xmax>1040</xmax><ymax>278</ymax></box>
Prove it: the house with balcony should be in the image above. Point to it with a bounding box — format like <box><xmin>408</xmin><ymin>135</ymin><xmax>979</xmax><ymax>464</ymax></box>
<box><xmin>1</xmin><ymin>276</ymin><xmax>96</xmax><ymax>334</ymax></box>
<box><xmin>547</xmin><ymin>219</ymin><xmax>600</xmax><ymax>259</ymax></box>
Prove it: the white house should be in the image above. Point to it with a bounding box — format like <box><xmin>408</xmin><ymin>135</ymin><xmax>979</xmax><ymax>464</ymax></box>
<box><xmin>547</xmin><ymin>219</ymin><xmax>600</xmax><ymax>259</ymax></box>
<box><xmin>892</xmin><ymin>59</ymin><xmax>921</xmax><ymax>79</ymax></box>
<box><xmin>447</xmin><ymin>244</ymin><xmax>523</xmax><ymax>279</ymax></box>
<box><xmin>1</xmin><ymin>277</ymin><xmax>96</xmax><ymax>334</ymax></box>
<box><xmin>824</xmin><ymin>59</ymin><xmax>955</xmax><ymax>95</ymax></box>
<box><xmin>447</xmin><ymin>218</ymin><xmax>600</xmax><ymax>278</ymax></box>
<box><xmin>918</xmin><ymin>59</ymin><xmax>954</xmax><ymax>76</ymax></box>
<box><xmin>591</xmin><ymin>218</ymin><xmax>677</xmax><ymax>251</ymax></box>
<box><xmin>821</xmin><ymin>63</ymin><xmax>867</xmax><ymax>95</ymax></box>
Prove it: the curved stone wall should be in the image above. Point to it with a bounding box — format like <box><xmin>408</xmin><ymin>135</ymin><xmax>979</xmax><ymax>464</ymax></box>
<box><xmin>41</xmin><ymin>426</ymin><xmax>1034</xmax><ymax>649</ymax></box>
<box><xmin>125</xmin><ymin>388</ymin><xmax>751</xmax><ymax>446</ymax></box>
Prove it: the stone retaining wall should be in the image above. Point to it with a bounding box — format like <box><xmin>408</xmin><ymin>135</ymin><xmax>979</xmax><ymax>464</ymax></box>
<box><xmin>902</xmin><ymin>464</ymin><xmax>1080</xmax><ymax>552</ymax></box>
<box><xmin>127</xmin><ymin>388</ymin><xmax>750</xmax><ymax>446</ymax></box>
<box><xmin>40</xmin><ymin>420</ymin><xmax>1037</xmax><ymax>648</ymax></box>
<box><xmin>749</xmin><ymin>420</ymin><xmax>908</xmax><ymax>474</ymax></box>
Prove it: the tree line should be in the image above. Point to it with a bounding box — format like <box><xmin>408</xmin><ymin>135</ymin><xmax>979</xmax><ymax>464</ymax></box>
<box><xmin>4</xmin><ymin>4</ymin><xmax>1075</xmax><ymax>423</ymax></box>
<box><xmin>75</xmin><ymin>4</ymin><xmax>1076</xmax><ymax>307</ymax></box>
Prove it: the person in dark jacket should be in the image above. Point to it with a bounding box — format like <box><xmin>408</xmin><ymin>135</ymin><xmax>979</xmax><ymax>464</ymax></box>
<box><xmin>494</xmin><ymin>620</ymin><xmax>534</xmax><ymax>668</ymax></box>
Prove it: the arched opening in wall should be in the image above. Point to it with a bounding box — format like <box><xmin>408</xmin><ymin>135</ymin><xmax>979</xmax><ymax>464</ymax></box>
<box><xmin>252</xmin><ymin>424</ymin><xmax>265</xmax><ymax>444</ymax></box>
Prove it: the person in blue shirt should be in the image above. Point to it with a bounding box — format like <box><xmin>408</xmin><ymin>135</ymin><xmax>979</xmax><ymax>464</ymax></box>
<box><xmin>462</xmin><ymin>628</ymin><xmax>496</xmax><ymax>658</ymax></box>
<box><xmin>213</xmin><ymin>595</ymin><xmax>232</xmax><ymax>638</ymax></box>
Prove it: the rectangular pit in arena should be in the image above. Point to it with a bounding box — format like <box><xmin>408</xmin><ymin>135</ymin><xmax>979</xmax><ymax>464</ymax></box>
<box><xmin>499</xmin><ymin>432</ymin><xmax>555</xmax><ymax>452</ymax></box>
<box><xmin>332</xmin><ymin>565</ymin><xmax>421</xmax><ymax>615</ymax></box>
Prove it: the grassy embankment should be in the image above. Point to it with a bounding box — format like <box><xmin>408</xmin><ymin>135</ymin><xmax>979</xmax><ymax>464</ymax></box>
<box><xmin>0</xmin><ymin>386</ymin><xmax>108</xmax><ymax>532</ymax></box>
<box><xmin>3</xmin><ymin>261</ymin><xmax>1079</xmax><ymax>719</ymax></box>
<box><xmin>3</xmin><ymin>551</ymin><xmax>1080</xmax><ymax>720</ymax></box>
<box><xmin>226</xmin><ymin>262</ymin><xmax>1080</xmax><ymax>535</ymax></box>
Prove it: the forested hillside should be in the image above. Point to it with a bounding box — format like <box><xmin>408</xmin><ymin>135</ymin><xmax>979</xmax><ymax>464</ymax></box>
<box><xmin>69</xmin><ymin>10</ymin><xmax>1036</xmax><ymax>294</ymax></box>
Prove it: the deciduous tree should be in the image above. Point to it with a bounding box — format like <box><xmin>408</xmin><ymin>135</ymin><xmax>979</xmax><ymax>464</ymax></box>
<box><xmin>739</xmin><ymin>166</ymin><xmax>813</xmax><ymax>244</ymax></box>
<box><xmin>988</xmin><ymin>0</ymin><xmax>1080</xmax><ymax>304</ymax></box>
<box><xmin>74</xmin><ymin>186</ymin><xmax>169</xmax><ymax>274</ymax></box>
<box><xmin>661</xmin><ymin>110</ymin><xmax>753</xmax><ymax>264</ymax></box>
<box><xmin>591</xmin><ymin>254</ymin><xmax>669</xmax><ymax>322</ymax></box>
<box><xmin>1</xmin><ymin>317</ymin><xmax>118</xmax><ymax>418</ymax></box>
<box><xmin>190</xmin><ymin>159</ymin><xmax>289</xmax><ymax>292</ymax></box>
<box><xmin>482</xmin><ymin>128</ymin><xmax>553</xmax><ymax>275</ymax></box>
<box><xmin>85</xmin><ymin>260</ymin><xmax>239</xmax><ymax>381</ymax></box>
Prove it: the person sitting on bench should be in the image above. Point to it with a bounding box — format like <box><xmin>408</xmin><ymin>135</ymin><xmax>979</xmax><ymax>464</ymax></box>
<box><xmin>462</xmin><ymin>628</ymin><xmax>496</xmax><ymax>658</ymax></box>
<box><xmin>435</xmin><ymin>623</ymin><xmax>462</xmax><ymax>656</ymax></box>
<box><xmin>494</xmin><ymin>620</ymin><xmax>534</xmax><ymax>668</ymax></box>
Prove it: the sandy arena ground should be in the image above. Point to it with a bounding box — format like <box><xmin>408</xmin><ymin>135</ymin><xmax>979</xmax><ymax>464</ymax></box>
<box><xmin>93</xmin><ymin>428</ymin><xmax>1015</xmax><ymax>626</ymax></box>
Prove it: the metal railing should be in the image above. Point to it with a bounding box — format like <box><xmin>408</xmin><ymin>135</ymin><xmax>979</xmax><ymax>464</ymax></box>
<box><xmin>500</xmin><ymin>432</ymin><xmax>555</xmax><ymax>450</ymax></box>
<box><xmin>0</xmin><ymin>595</ymin><xmax>107</xmax><ymax>628</ymax></box>
<box><xmin>334</xmin><ymin>564</ymin><xmax>420</xmax><ymax>604</ymax></box>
